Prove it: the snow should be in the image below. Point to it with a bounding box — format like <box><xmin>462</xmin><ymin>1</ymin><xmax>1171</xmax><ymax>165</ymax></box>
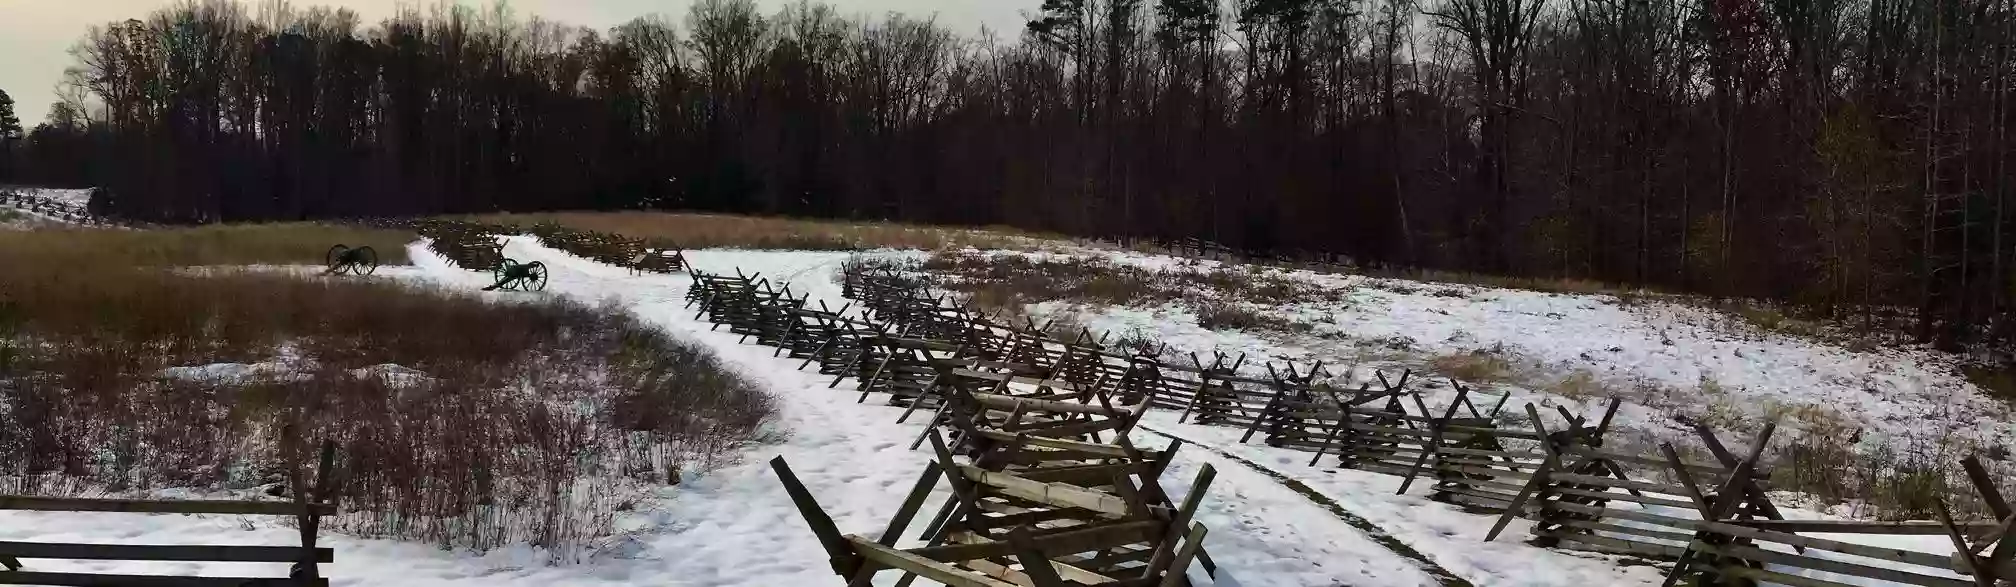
<box><xmin>158</xmin><ymin>362</ymin><xmax>310</xmax><ymax>384</ymax></box>
<box><xmin>967</xmin><ymin>246</ymin><xmax>2016</xmax><ymax>459</ymax></box>
<box><xmin>7</xmin><ymin>187</ymin><xmax>96</xmax><ymax>206</ymax></box>
<box><xmin>2</xmin><ymin>234</ymin><xmax>1994</xmax><ymax>587</ymax></box>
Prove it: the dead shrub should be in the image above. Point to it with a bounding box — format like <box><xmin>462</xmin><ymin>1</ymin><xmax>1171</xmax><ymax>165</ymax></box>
<box><xmin>922</xmin><ymin>253</ymin><xmax>1175</xmax><ymax>308</ymax></box>
<box><xmin>1548</xmin><ymin>370</ymin><xmax>1606</xmax><ymax>401</ymax></box>
<box><xmin>1193</xmin><ymin>301</ymin><xmax>1312</xmax><ymax>333</ymax></box>
<box><xmin>1429</xmin><ymin>350</ymin><xmax>1514</xmax><ymax>384</ymax></box>
<box><xmin>920</xmin><ymin>251</ymin><xmax>1345</xmax><ymax>339</ymax></box>
<box><xmin>1719</xmin><ymin>301</ymin><xmax>1831</xmax><ymax>340</ymax></box>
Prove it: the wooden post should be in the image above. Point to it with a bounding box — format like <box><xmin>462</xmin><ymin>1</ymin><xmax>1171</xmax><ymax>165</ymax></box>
<box><xmin>1398</xmin><ymin>386</ymin><xmax>1468</xmax><ymax>495</ymax></box>
<box><xmin>1142</xmin><ymin>464</ymin><xmax>1216</xmax><ymax>579</ymax></box>
<box><xmin>1007</xmin><ymin>526</ymin><xmax>1070</xmax><ymax>587</ymax></box>
<box><xmin>769</xmin><ymin>457</ymin><xmax>862</xmax><ymax>577</ymax></box>
<box><xmin>283</xmin><ymin>427</ymin><xmax>337</xmax><ymax>583</ymax></box>
<box><xmin>1659</xmin><ymin>421</ymin><xmax>1775</xmax><ymax>587</ymax></box>
<box><xmin>1485</xmin><ymin>404</ymin><xmax>1562</xmax><ymax>542</ymax></box>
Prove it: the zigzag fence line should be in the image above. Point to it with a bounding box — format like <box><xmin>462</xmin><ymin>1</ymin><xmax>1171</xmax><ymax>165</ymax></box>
<box><xmin>441</xmin><ymin>220</ymin><xmax>2015</xmax><ymax>587</ymax></box>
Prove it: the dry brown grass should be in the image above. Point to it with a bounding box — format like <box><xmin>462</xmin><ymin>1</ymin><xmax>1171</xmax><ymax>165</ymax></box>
<box><xmin>1428</xmin><ymin>350</ymin><xmax>1516</xmax><ymax>384</ymax></box>
<box><xmin>1193</xmin><ymin>301</ymin><xmax>1315</xmax><ymax>333</ymax></box>
<box><xmin>474</xmin><ymin>211</ymin><xmax>1051</xmax><ymax>251</ymax></box>
<box><xmin>0</xmin><ymin>223</ymin><xmax>414</xmax><ymax>267</ymax></box>
<box><xmin>0</xmin><ymin>225</ymin><xmax>773</xmax><ymax>557</ymax></box>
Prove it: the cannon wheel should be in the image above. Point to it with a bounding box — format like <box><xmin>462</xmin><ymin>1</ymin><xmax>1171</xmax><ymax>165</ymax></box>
<box><xmin>353</xmin><ymin>246</ymin><xmax>380</xmax><ymax>276</ymax></box>
<box><xmin>494</xmin><ymin>258</ymin><xmax>521</xmax><ymax>291</ymax></box>
<box><xmin>525</xmin><ymin>262</ymin><xmax>549</xmax><ymax>292</ymax></box>
<box><xmin>326</xmin><ymin>244</ymin><xmax>352</xmax><ymax>275</ymax></box>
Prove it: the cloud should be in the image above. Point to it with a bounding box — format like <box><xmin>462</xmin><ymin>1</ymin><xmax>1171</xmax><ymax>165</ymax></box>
<box><xmin>0</xmin><ymin>0</ymin><xmax>1027</xmax><ymax>126</ymax></box>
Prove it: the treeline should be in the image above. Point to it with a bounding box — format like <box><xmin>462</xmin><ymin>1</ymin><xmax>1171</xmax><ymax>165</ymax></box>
<box><xmin>5</xmin><ymin>0</ymin><xmax>2015</xmax><ymax>348</ymax></box>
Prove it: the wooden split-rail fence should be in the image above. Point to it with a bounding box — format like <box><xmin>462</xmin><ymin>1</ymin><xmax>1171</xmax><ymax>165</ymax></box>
<box><xmin>0</xmin><ymin>190</ymin><xmax>127</xmax><ymax>227</ymax></box>
<box><xmin>0</xmin><ymin>441</ymin><xmax>340</xmax><ymax>586</ymax></box>
<box><xmin>686</xmin><ymin>263</ymin><xmax>1220</xmax><ymax>586</ymax></box>
<box><xmin>672</xmin><ymin>256</ymin><xmax>2016</xmax><ymax>587</ymax></box>
<box><xmin>525</xmin><ymin>222</ymin><xmax>687</xmax><ymax>274</ymax></box>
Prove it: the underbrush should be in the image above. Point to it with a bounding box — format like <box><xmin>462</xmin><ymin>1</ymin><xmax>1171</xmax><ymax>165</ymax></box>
<box><xmin>475</xmin><ymin>211</ymin><xmax>1045</xmax><ymax>251</ymax></box>
<box><xmin>0</xmin><ymin>226</ymin><xmax>773</xmax><ymax>559</ymax></box>
<box><xmin>915</xmin><ymin>251</ymin><xmax>1346</xmax><ymax>327</ymax></box>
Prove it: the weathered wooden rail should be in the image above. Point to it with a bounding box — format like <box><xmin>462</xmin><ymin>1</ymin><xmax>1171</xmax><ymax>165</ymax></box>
<box><xmin>0</xmin><ymin>441</ymin><xmax>340</xmax><ymax>587</ymax></box>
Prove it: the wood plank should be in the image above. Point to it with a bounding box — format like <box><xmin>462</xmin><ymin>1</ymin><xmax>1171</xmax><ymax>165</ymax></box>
<box><xmin>960</xmin><ymin>557</ymin><xmax>1115</xmax><ymax>586</ymax></box>
<box><xmin>970</xmin><ymin>431</ymin><xmax>1145</xmax><ymax>459</ymax></box>
<box><xmin>1695</xmin><ymin>541</ymin><xmax>1973</xmax><ymax>587</ymax></box>
<box><xmin>1716</xmin><ymin>565</ymin><xmax>1861</xmax><ymax>587</ymax></box>
<box><xmin>1549</xmin><ymin>519</ymin><xmax>1697</xmax><ymax>544</ymax></box>
<box><xmin>0</xmin><ymin>496</ymin><xmax>335</xmax><ymax>517</ymax></box>
<box><xmin>848</xmin><ymin>537</ymin><xmax>1023</xmax><ymax>587</ymax></box>
<box><xmin>1543</xmin><ymin>501</ymin><xmax>1957</xmax><ymax>570</ymax></box>
<box><xmin>0</xmin><ymin>543</ymin><xmax>331</xmax><ymax>564</ymax></box>
<box><xmin>1006</xmin><ymin>526</ymin><xmax>1071</xmax><ymax>587</ymax></box>
<box><xmin>1435</xmin><ymin>475</ymin><xmax>1529</xmax><ymax>494</ymax></box>
<box><xmin>1544</xmin><ymin>531</ymin><xmax>1690</xmax><ymax>559</ymax></box>
<box><xmin>1436</xmin><ymin>463</ymin><xmax>1535</xmax><ymax>481</ymax></box>
<box><xmin>1158</xmin><ymin>524</ymin><xmax>1210</xmax><ymax>587</ymax></box>
<box><xmin>1548</xmin><ymin>472</ymin><xmax>1692</xmax><ymax>496</ymax></box>
<box><xmin>959</xmin><ymin>466</ymin><xmax>1131</xmax><ymax>517</ymax></box>
<box><xmin>1547</xmin><ymin>485</ymin><xmax>1696</xmax><ymax>510</ymax></box>
<box><xmin>1436</xmin><ymin>486</ymin><xmax>1514</xmax><ymax>506</ymax></box>
<box><xmin>969</xmin><ymin>394</ymin><xmax>1139</xmax><ymax>417</ymax></box>
<box><xmin>1732</xmin><ymin>519</ymin><xmax>2002</xmax><ymax>535</ymax></box>
<box><xmin>1018</xmin><ymin>464</ymin><xmax>1153</xmax><ymax>487</ymax></box>
<box><xmin>0</xmin><ymin>572</ymin><xmax>326</xmax><ymax>587</ymax></box>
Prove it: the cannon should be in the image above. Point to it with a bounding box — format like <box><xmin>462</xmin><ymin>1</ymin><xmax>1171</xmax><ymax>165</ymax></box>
<box><xmin>325</xmin><ymin>244</ymin><xmax>380</xmax><ymax>276</ymax></box>
<box><xmin>483</xmin><ymin>258</ymin><xmax>549</xmax><ymax>292</ymax></box>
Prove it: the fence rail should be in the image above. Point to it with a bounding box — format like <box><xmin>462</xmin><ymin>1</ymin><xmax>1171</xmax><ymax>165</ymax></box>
<box><xmin>0</xmin><ymin>440</ymin><xmax>340</xmax><ymax>587</ymax></box>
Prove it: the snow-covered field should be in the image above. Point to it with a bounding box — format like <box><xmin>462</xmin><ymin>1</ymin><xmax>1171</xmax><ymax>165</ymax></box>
<box><xmin>0</xmin><ymin>234</ymin><xmax>1999</xmax><ymax>586</ymax></box>
<box><xmin>965</xmin><ymin>247</ymin><xmax>2015</xmax><ymax>463</ymax></box>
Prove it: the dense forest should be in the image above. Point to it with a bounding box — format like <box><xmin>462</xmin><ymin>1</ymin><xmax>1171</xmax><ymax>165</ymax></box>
<box><xmin>1</xmin><ymin>0</ymin><xmax>2013</xmax><ymax>349</ymax></box>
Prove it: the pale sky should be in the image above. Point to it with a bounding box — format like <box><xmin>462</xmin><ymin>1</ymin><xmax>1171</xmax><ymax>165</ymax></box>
<box><xmin>0</xmin><ymin>0</ymin><xmax>1034</xmax><ymax>125</ymax></box>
